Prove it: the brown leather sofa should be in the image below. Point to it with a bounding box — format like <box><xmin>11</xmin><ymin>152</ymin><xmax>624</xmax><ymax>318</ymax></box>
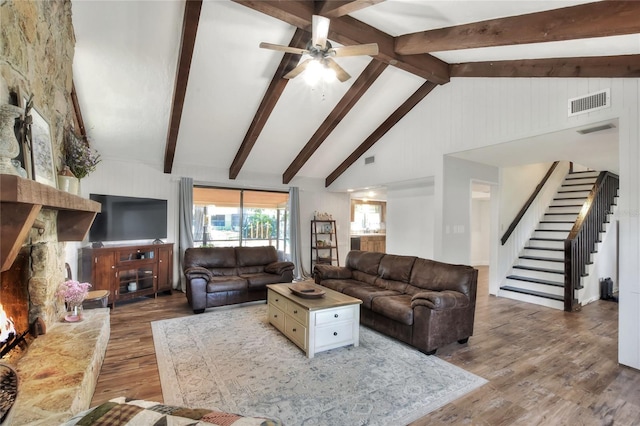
<box><xmin>184</xmin><ymin>246</ymin><xmax>294</xmax><ymax>313</ymax></box>
<box><xmin>313</xmin><ymin>250</ymin><xmax>478</xmax><ymax>355</ymax></box>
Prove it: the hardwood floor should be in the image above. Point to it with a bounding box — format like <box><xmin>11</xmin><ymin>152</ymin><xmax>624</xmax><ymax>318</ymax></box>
<box><xmin>92</xmin><ymin>268</ymin><xmax>640</xmax><ymax>424</ymax></box>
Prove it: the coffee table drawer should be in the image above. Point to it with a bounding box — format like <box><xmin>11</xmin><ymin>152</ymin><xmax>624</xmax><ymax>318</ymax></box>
<box><xmin>268</xmin><ymin>304</ymin><xmax>285</xmax><ymax>331</ymax></box>
<box><xmin>285</xmin><ymin>316</ymin><xmax>307</xmax><ymax>350</ymax></box>
<box><xmin>286</xmin><ymin>300</ymin><xmax>308</xmax><ymax>326</ymax></box>
<box><xmin>268</xmin><ymin>289</ymin><xmax>287</xmax><ymax>311</ymax></box>
<box><xmin>316</xmin><ymin>306</ymin><xmax>355</xmax><ymax>325</ymax></box>
<box><xmin>315</xmin><ymin>321</ymin><xmax>355</xmax><ymax>350</ymax></box>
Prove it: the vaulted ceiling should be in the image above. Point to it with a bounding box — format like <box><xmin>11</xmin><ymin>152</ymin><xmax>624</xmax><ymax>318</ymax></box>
<box><xmin>71</xmin><ymin>0</ymin><xmax>640</xmax><ymax>188</ymax></box>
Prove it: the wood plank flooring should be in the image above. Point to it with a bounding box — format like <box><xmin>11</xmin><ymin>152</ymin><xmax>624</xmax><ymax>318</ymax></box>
<box><xmin>91</xmin><ymin>267</ymin><xmax>640</xmax><ymax>424</ymax></box>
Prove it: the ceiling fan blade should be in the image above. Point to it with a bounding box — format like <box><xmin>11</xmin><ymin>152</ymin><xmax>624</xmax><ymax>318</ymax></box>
<box><xmin>311</xmin><ymin>15</ymin><xmax>330</xmax><ymax>50</ymax></box>
<box><xmin>330</xmin><ymin>43</ymin><xmax>379</xmax><ymax>58</ymax></box>
<box><xmin>324</xmin><ymin>58</ymin><xmax>351</xmax><ymax>82</ymax></box>
<box><xmin>259</xmin><ymin>42</ymin><xmax>308</xmax><ymax>55</ymax></box>
<box><xmin>283</xmin><ymin>59</ymin><xmax>313</xmax><ymax>79</ymax></box>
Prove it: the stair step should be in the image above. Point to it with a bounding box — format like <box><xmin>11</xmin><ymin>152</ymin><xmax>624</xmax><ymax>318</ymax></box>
<box><xmin>501</xmin><ymin>284</ymin><xmax>564</xmax><ymax>301</ymax></box>
<box><xmin>513</xmin><ymin>265</ymin><xmax>564</xmax><ymax>275</ymax></box>
<box><xmin>519</xmin><ymin>255</ymin><xmax>563</xmax><ymax>263</ymax></box>
<box><xmin>506</xmin><ymin>275</ymin><xmax>564</xmax><ymax>287</ymax></box>
<box><xmin>524</xmin><ymin>246</ymin><xmax>563</xmax><ymax>252</ymax></box>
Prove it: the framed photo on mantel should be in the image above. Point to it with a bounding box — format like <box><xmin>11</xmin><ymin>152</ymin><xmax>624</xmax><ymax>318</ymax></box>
<box><xmin>29</xmin><ymin>104</ymin><xmax>56</xmax><ymax>188</ymax></box>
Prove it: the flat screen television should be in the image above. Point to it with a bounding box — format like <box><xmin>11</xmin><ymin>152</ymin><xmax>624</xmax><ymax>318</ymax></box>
<box><xmin>89</xmin><ymin>194</ymin><xmax>168</xmax><ymax>242</ymax></box>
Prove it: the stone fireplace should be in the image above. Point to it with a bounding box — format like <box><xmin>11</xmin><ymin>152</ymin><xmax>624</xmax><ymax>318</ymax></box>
<box><xmin>0</xmin><ymin>177</ymin><xmax>109</xmax><ymax>424</ymax></box>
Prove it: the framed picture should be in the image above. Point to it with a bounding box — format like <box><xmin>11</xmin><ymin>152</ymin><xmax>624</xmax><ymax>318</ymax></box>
<box><xmin>10</xmin><ymin>91</ymin><xmax>33</xmax><ymax>179</ymax></box>
<box><xmin>29</xmin><ymin>105</ymin><xmax>56</xmax><ymax>188</ymax></box>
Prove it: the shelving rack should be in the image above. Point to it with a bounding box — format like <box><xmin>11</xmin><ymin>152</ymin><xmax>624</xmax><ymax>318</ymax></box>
<box><xmin>311</xmin><ymin>219</ymin><xmax>339</xmax><ymax>272</ymax></box>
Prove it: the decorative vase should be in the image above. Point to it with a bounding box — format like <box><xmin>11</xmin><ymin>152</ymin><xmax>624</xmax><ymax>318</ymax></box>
<box><xmin>0</xmin><ymin>104</ymin><xmax>23</xmax><ymax>176</ymax></box>
<box><xmin>57</xmin><ymin>166</ymin><xmax>79</xmax><ymax>194</ymax></box>
<box><xmin>64</xmin><ymin>302</ymin><xmax>84</xmax><ymax>322</ymax></box>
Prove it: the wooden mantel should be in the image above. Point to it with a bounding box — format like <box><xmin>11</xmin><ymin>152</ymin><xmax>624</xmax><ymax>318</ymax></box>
<box><xmin>0</xmin><ymin>174</ymin><xmax>101</xmax><ymax>272</ymax></box>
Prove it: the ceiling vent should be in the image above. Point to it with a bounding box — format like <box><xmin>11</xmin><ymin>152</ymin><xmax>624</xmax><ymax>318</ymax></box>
<box><xmin>576</xmin><ymin>123</ymin><xmax>616</xmax><ymax>135</ymax></box>
<box><xmin>364</xmin><ymin>156</ymin><xmax>375</xmax><ymax>165</ymax></box>
<box><xmin>568</xmin><ymin>88</ymin><xmax>610</xmax><ymax>117</ymax></box>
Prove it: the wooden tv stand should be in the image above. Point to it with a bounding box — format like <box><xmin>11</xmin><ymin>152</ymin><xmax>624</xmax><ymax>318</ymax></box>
<box><xmin>79</xmin><ymin>243</ymin><xmax>173</xmax><ymax>308</ymax></box>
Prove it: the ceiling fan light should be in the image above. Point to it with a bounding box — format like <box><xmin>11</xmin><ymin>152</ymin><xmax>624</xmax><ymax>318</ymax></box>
<box><xmin>304</xmin><ymin>60</ymin><xmax>323</xmax><ymax>86</ymax></box>
<box><xmin>323</xmin><ymin>67</ymin><xmax>336</xmax><ymax>83</ymax></box>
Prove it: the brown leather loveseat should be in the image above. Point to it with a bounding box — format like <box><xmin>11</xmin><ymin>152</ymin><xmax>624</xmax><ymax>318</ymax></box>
<box><xmin>184</xmin><ymin>246</ymin><xmax>294</xmax><ymax>313</ymax></box>
<box><xmin>314</xmin><ymin>250</ymin><xmax>478</xmax><ymax>354</ymax></box>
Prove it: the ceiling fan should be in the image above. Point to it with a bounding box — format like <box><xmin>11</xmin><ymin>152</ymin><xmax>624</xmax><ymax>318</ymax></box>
<box><xmin>259</xmin><ymin>15</ymin><xmax>379</xmax><ymax>83</ymax></box>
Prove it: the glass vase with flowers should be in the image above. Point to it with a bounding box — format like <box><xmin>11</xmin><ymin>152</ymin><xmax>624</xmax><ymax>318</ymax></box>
<box><xmin>56</xmin><ymin>280</ymin><xmax>91</xmax><ymax>322</ymax></box>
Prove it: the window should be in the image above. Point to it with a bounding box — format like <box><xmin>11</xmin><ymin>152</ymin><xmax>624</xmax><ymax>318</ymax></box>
<box><xmin>192</xmin><ymin>187</ymin><xmax>290</xmax><ymax>257</ymax></box>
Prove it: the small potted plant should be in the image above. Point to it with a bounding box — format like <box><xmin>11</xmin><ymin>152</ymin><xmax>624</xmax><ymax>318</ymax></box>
<box><xmin>60</xmin><ymin>129</ymin><xmax>101</xmax><ymax>193</ymax></box>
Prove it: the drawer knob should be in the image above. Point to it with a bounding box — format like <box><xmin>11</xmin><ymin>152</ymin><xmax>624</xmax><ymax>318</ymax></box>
<box><xmin>274</xmin><ymin>314</ymin><xmax>278</xmax><ymax>318</ymax></box>
<box><xmin>275</xmin><ymin>298</ymin><xmax>279</xmax><ymax>302</ymax></box>
<box><xmin>294</xmin><ymin>310</ymin><xmax>298</xmax><ymax>314</ymax></box>
<box><xmin>334</xmin><ymin>314</ymin><xmax>339</xmax><ymax>318</ymax></box>
<box><xmin>293</xmin><ymin>328</ymin><xmax>297</xmax><ymax>332</ymax></box>
<box><xmin>333</xmin><ymin>332</ymin><xmax>338</xmax><ymax>336</ymax></box>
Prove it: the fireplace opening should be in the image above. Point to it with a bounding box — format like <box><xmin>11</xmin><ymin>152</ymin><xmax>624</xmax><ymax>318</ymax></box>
<box><xmin>0</xmin><ymin>248</ymin><xmax>39</xmax><ymax>363</ymax></box>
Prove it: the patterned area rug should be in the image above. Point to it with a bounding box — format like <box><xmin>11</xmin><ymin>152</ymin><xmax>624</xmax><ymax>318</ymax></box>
<box><xmin>152</xmin><ymin>304</ymin><xmax>486</xmax><ymax>425</ymax></box>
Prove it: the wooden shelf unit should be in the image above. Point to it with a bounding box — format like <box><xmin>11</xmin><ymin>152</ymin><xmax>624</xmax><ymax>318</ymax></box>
<box><xmin>80</xmin><ymin>243</ymin><xmax>173</xmax><ymax>307</ymax></box>
<box><xmin>311</xmin><ymin>219</ymin><xmax>339</xmax><ymax>271</ymax></box>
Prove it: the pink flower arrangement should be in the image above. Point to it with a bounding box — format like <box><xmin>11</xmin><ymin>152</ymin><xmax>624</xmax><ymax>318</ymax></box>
<box><xmin>57</xmin><ymin>280</ymin><xmax>92</xmax><ymax>306</ymax></box>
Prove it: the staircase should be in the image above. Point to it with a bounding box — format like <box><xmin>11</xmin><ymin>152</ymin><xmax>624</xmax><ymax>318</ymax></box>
<box><xmin>500</xmin><ymin>170</ymin><xmax>614</xmax><ymax>310</ymax></box>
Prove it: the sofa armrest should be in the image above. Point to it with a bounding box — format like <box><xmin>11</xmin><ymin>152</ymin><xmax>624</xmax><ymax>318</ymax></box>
<box><xmin>313</xmin><ymin>265</ymin><xmax>352</xmax><ymax>281</ymax></box>
<box><xmin>411</xmin><ymin>290</ymin><xmax>470</xmax><ymax>310</ymax></box>
<box><xmin>184</xmin><ymin>266</ymin><xmax>213</xmax><ymax>281</ymax></box>
<box><xmin>265</xmin><ymin>261</ymin><xmax>295</xmax><ymax>275</ymax></box>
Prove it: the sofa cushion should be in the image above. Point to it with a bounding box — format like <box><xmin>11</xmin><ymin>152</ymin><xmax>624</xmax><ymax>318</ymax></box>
<box><xmin>236</xmin><ymin>246</ymin><xmax>278</xmax><ymax>266</ymax></box>
<box><xmin>346</xmin><ymin>251</ymin><xmax>385</xmax><ymax>275</ymax></box>
<box><xmin>237</xmin><ymin>265</ymin><xmax>266</xmax><ymax>275</ymax></box>
<box><xmin>206</xmin><ymin>276</ymin><xmax>248</xmax><ymax>293</ymax></box>
<box><xmin>374</xmin><ymin>277</ymin><xmax>408</xmax><ymax>293</ymax></box>
<box><xmin>378</xmin><ymin>254</ymin><xmax>416</xmax><ymax>282</ymax></box>
<box><xmin>240</xmin><ymin>273</ymin><xmax>288</xmax><ymax>289</ymax></box>
<box><xmin>185</xmin><ymin>247</ymin><xmax>236</xmax><ymax>268</ymax></box>
<box><xmin>409</xmin><ymin>258</ymin><xmax>476</xmax><ymax>296</ymax></box>
<box><xmin>342</xmin><ymin>285</ymin><xmax>401</xmax><ymax>309</ymax></box>
<box><xmin>319</xmin><ymin>278</ymin><xmax>361</xmax><ymax>293</ymax></box>
<box><xmin>351</xmin><ymin>270</ymin><xmax>379</xmax><ymax>286</ymax></box>
<box><xmin>371</xmin><ymin>294</ymin><xmax>414</xmax><ymax>325</ymax></box>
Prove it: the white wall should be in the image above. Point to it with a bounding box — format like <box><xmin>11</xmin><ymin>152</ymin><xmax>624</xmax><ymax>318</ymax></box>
<box><xmin>499</xmin><ymin>162</ymin><xmax>555</xmax><ymax>234</ymax></box>
<box><xmin>617</xmin><ymin>84</ymin><xmax>640</xmax><ymax>369</ymax></box>
<box><xmin>471</xmin><ymin>198</ymin><xmax>490</xmax><ymax>266</ymax></box>
<box><xmin>386</xmin><ymin>181</ymin><xmax>434</xmax><ymax>258</ymax></box>
<box><xmin>440</xmin><ymin>156</ymin><xmax>499</xmax><ymax>265</ymax></box>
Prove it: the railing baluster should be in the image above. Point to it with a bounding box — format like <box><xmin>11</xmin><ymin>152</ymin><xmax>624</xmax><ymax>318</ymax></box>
<box><xmin>564</xmin><ymin>171</ymin><xmax>619</xmax><ymax>311</ymax></box>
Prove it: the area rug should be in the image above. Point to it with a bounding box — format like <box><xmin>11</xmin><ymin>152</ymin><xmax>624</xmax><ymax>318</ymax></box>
<box><xmin>152</xmin><ymin>304</ymin><xmax>486</xmax><ymax>425</ymax></box>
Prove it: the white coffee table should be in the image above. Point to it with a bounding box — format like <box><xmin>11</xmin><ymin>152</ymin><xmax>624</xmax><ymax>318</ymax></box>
<box><xmin>267</xmin><ymin>282</ymin><xmax>362</xmax><ymax>358</ymax></box>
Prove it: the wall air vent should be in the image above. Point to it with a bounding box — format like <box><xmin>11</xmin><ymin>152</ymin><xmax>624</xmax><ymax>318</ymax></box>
<box><xmin>568</xmin><ymin>88</ymin><xmax>610</xmax><ymax>117</ymax></box>
<box><xmin>364</xmin><ymin>156</ymin><xmax>375</xmax><ymax>165</ymax></box>
<box><xmin>576</xmin><ymin>123</ymin><xmax>616</xmax><ymax>135</ymax></box>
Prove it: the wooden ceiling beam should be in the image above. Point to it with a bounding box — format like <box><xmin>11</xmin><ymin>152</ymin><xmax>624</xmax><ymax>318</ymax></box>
<box><xmin>163</xmin><ymin>0</ymin><xmax>202</xmax><ymax>174</ymax></box>
<box><xmin>325</xmin><ymin>81</ymin><xmax>437</xmax><ymax>187</ymax></box>
<box><xmin>229</xmin><ymin>28</ymin><xmax>309</xmax><ymax>180</ymax></box>
<box><xmin>315</xmin><ymin>0</ymin><xmax>386</xmax><ymax>18</ymax></box>
<box><xmin>232</xmin><ymin>0</ymin><xmax>449</xmax><ymax>84</ymax></box>
<box><xmin>282</xmin><ymin>60</ymin><xmax>388</xmax><ymax>184</ymax></box>
<box><xmin>70</xmin><ymin>81</ymin><xmax>88</xmax><ymax>143</ymax></box>
<box><xmin>396</xmin><ymin>1</ymin><xmax>640</xmax><ymax>55</ymax></box>
<box><xmin>451</xmin><ymin>55</ymin><xmax>640</xmax><ymax>78</ymax></box>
